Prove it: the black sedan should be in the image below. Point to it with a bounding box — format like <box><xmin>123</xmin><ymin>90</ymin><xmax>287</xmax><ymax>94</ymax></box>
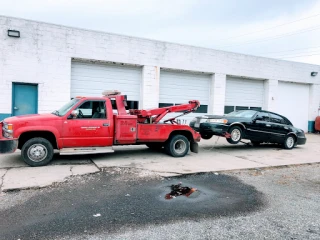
<box><xmin>189</xmin><ymin>110</ymin><xmax>306</xmax><ymax>149</ymax></box>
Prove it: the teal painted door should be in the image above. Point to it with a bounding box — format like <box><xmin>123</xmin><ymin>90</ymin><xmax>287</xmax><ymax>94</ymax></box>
<box><xmin>12</xmin><ymin>83</ymin><xmax>38</xmax><ymax>116</ymax></box>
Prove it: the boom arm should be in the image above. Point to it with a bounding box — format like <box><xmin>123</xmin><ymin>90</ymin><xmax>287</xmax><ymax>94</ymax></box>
<box><xmin>129</xmin><ymin>100</ymin><xmax>200</xmax><ymax>124</ymax></box>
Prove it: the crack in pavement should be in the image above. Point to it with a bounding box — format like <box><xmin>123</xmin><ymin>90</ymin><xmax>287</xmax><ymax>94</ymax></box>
<box><xmin>89</xmin><ymin>157</ymin><xmax>102</xmax><ymax>171</ymax></box>
<box><xmin>0</xmin><ymin>169</ymin><xmax>9</xmax><ymax>192</ymax></box>
<box><xmin>70</xmin><ymin>166</ymin><xmax>74</xmax><ymax>175</ymax></box>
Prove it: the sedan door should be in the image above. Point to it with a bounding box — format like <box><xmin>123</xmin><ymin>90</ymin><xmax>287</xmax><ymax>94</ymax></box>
<box><xmin>246</xmin><ymin>111</ymin><xmax>271</xmax><ymax>142</ymax></box>
<box><xmin>268</xmin><ymin>113</ymin><xmax>290</xmax><ymax>143</ymax></box>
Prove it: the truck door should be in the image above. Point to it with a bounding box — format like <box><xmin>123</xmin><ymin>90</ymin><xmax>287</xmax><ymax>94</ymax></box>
<box><xmin>61</xmin><ymin>100</ymin><xmax>113</xmax><ymax>147</ymax></box>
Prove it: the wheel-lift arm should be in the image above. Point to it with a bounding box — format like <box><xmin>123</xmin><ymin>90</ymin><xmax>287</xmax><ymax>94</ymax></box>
<box><xmin>129</xmin><ymin>100</ymin><xmax>200</xmax><ymax>124</ymax></box>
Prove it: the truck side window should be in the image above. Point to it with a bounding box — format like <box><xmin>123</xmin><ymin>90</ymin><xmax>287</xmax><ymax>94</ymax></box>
<box><xmin>76</xmin><ymin>101</ymin><xmax>106</xmax><ymax>119</ymax></box>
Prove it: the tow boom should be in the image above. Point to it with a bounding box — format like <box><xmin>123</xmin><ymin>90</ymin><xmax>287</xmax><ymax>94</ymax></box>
<box><xmin>129</xmin><ymin>100</ymin><xmax>200</xmax><ymax>124</ymax></box>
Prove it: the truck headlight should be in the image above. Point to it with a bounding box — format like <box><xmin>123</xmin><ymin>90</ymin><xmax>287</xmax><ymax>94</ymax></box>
<box><xmin>207</xmin><ymin>119</ymin><xmax>228</xmax><ymax>124</ymax></box>
<box><xmin>2</xmin><ymin>122</ymin><xmax>13</xmax><ymax>138</ymax></box>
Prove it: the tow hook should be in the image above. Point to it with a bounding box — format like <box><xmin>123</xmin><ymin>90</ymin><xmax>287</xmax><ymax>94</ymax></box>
<box><xmin>224</xmin><ymin>132</ymin><xmax>231</xmax><ymax>139</ymax></box>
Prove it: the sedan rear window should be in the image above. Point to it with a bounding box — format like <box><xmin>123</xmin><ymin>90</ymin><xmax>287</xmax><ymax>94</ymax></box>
<box><xmin>225</xmin><ymin>110</ymin><xmax>257</xmax><ymax>118</ymax></box>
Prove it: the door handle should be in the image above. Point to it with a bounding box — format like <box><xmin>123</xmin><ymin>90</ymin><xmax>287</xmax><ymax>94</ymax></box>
<box><xmin>14</xmin><ymin>107</ymin><xmax>19</xmax><ymax>110</ymax></box>
<box><xmin>266</xmin><ymin>124</ymin><xmax>271</xmax><ymax>127</ymax></box>
<box><xmin>103</xmin><ymin>123</ymin><xmax>109</xmax><ymax>127</ymax></box>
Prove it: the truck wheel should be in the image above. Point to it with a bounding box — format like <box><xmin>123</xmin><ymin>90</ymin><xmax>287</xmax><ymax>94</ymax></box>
<box><xmin>165</xmin><ymin>135</ymin><xmax>189</xmax><ymax>157</ymax></box>
<box><xmin>226</xmin><ymin>126</ymin><xmax>242</xmax><ymax>144</ymax></box>
<box><xmin>146</xmin><ymin>143</ymin><xmax>164</xmax><ymax>151</ymax></box>
<box><xmin>21</xmin><ymin>137</ymin><xmax>54</xmax><ymax>167</ymax></box>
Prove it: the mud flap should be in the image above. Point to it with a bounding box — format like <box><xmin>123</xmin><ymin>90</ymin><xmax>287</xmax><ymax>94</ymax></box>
<box><xmin>0</xmin><ymin>139</ymin><xmax>18</xmax><ymax>154</ymax></box>
<box><xmin>190</xmin><ymin>141</ymin><xmax>199</xmax><ymax>153</ymax></box>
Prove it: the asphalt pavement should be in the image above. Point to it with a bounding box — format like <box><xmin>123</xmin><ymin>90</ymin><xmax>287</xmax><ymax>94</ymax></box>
<box><xmin>1</xmin><ymin>164</ymin><xmax>320</xmax><ymax>240</ymax></box>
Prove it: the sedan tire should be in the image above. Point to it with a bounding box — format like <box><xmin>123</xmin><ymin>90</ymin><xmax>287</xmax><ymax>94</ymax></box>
<box><xmin>283</xmin><ymin>135</ymin><xmax>296</xmax><ymax>150</ymax></box>
<box><xmin>227</xmin><ymin>126</ymin><xmax>242</xmax><ymax>144</ymax></box>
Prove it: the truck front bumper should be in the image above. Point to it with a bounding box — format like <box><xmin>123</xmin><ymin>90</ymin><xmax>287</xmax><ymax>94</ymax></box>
<box><xmin>0</xmin><ymin>139</ymin><xmax>18</xmax><ymax>154</ymax></box>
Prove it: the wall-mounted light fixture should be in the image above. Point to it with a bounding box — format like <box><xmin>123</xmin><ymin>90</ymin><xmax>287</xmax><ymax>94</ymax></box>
<box><xmin>311</xmin><ymin>72</ymin><xmax>318</xmax><ymax>77</ymax></box>
<box><xmin>7</xmin><ymin>29</ymin><xmax>20</xmax><ymax>38</ymax></box>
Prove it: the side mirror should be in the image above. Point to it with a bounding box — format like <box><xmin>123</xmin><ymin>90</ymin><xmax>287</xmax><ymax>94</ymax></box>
<box><xmin>70</xmin><ymin>110</ymin><xmax>79</xmax><ymax>119</ymax></box>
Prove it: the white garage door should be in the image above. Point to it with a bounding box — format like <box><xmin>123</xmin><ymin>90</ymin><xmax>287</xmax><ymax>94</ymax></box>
<box><xmin>71</xmin><ymin>62</ymin><xmax>142</xmax><ymax>105</ymax></box>
<box><xmin>160</xmin><ymin>70</ymin><xmax>211</xmax><ymax>124</ymax></box>
<box><xmin>277</xmin><ymin>82</ymin><xmax>309</xmax><ymax>131</ymax></box>
<box><xmin>225</xmin><ymin>77</ymin><xmax>265</xmax><ymax>113</ymax></box>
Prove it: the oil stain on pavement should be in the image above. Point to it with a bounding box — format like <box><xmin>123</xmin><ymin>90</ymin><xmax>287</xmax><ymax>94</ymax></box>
<box><xmin>0</xmin><ymin>170</ymin><xmax>266</xmax><ymax>240</ymax></box>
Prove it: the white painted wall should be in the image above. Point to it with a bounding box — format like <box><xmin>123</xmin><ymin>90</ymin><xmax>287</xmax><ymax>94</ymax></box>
<box><xmin>0</xmin><ymin>15</ymin><xmax>320</xmax><ymax>128</ymax></box>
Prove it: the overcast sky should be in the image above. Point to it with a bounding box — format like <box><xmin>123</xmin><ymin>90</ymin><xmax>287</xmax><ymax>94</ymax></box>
<box><xmin>1</xmin><ymin>0</ymin><xmax>320</xmax><ymax>65</ymax></box>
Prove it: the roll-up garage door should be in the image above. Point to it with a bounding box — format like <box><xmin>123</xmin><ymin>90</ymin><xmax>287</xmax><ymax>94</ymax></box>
<box><xmin>277</xmin><ymin>82</ymin><xmax>309</xmax><ymax>131</ymax></box>
<box><xmin>160</xmin><ymin>70</ymin><xmax>211</xmax><ymax>124</ymax></box>
<box><xmin>225</xmin><ymin>77</ymin><xmax>264</xmax><ymax>113</ymax></box>
<box><xmin>71</xmin><ymin>61</ymin><xmax>142</xmax><ymax>108</ymax></box>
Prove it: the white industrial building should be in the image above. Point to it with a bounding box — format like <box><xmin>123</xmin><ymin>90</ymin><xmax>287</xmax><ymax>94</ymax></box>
<box><xmin>1</xmin><ymin>15</ymin><xmax>320</xmax><ymax>131</ymax></box>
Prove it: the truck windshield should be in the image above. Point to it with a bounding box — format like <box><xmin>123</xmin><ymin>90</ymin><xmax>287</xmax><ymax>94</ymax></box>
<box><xmin>52</xmin><ymin>98</ymin><xmax>80</xmax><ymax>116</ymax></box>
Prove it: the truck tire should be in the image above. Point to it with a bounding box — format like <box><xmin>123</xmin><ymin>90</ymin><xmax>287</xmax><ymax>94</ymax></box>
<box><xmin>21</xmin><ymin>137</ymin><xmax>54</xmax><ymax>167</ymax></box>
<box><xmin>146</xmin><ymin>143</ymin><xmax>164</xmax><ymax>151</ymax></box>
<box><xmin>165</xmin><ymin>135</ymin><xmax>189</xmax><ymax>157</ymax></box>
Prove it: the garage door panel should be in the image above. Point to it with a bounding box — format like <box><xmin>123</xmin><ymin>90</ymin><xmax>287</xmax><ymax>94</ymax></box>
<box><xmin>277</xmin><ymin>82</ymin><xmax>309</xmax><ymax>131</ymax></box>
<box><xmin>226</xmin><ymin>77</ymin><xmax>264</xmax><ymax>109</ymax></box>
<box><xmin>160</xmin><ymin>70</ymin><xmax>211</xmax><ymax>124</ymax></box>
<box><xmin>160</xmin><ymin>71</ymin><xmax>211</xmax><ymax>105</ymax></box>
<box><xmin>71</xmin><ymin>62</ymin><xmax>142</xmax><ymax>101</ymax></box>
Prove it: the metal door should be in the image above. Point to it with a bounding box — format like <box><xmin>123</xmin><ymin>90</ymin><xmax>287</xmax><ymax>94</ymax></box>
<box><xmin>12</xmin><ymin>83</ymin><xmax>38</xmax><ymax>116</ymax></box>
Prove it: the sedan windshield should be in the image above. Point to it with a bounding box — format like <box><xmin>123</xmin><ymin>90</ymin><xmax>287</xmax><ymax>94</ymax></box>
<box><xmin>52</xmin><ymin>98</ymin><xmax>80</xmax><ymax>116</ymax></box>
<box><xmin>225</xmin><ymin>110</ymin><xmax>257</xmax><ymax>118</ymax></box>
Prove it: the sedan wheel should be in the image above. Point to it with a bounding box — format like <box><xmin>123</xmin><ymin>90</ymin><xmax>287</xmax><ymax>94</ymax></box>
<box><xmin>226</xmin><ymin>126</ymin><xmax>242</xmax><ymax>144</ymax></box>
<box><xmin>283</xmin><ymin>135</ymin><xmax>296</xmax><ymax>150</ymax></box>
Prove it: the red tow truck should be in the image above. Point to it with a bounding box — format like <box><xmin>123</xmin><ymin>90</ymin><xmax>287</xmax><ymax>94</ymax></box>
<box><xmin>0</xmin><ymin>91</ymin><xmax>201</xmax><ymax>166</ymax></box>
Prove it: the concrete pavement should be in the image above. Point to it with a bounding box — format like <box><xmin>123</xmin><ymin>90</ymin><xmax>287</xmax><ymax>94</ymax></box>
<box><xmin>92</xmin><ymin>134</ymin><xmax>320</xmax><ymax>172</ymax></box>
<box><xmin>0</xmin><ymin>134</ymin><xmax>319</xmax><ymax>192</ymax></box>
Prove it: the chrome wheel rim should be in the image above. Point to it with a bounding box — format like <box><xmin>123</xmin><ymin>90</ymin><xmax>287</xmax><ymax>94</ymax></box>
<box><xmin>27</xmin><ymin>144</ymin><xmax>48</xmax><ymax>162</ymax></box>
<box><xmin>286</xmin><ymin>136</ymin><xmax>294</xmax><ymax>148</ymax></box>
<box><xmin>173</xmin><ymin>140</ymin><xmax>187</xmax><ymax>154</ymax></box>
<box><xmin>231</xmin><ymin>129</ymin><xmax>241</xmax><ymax>141</ymax></box>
